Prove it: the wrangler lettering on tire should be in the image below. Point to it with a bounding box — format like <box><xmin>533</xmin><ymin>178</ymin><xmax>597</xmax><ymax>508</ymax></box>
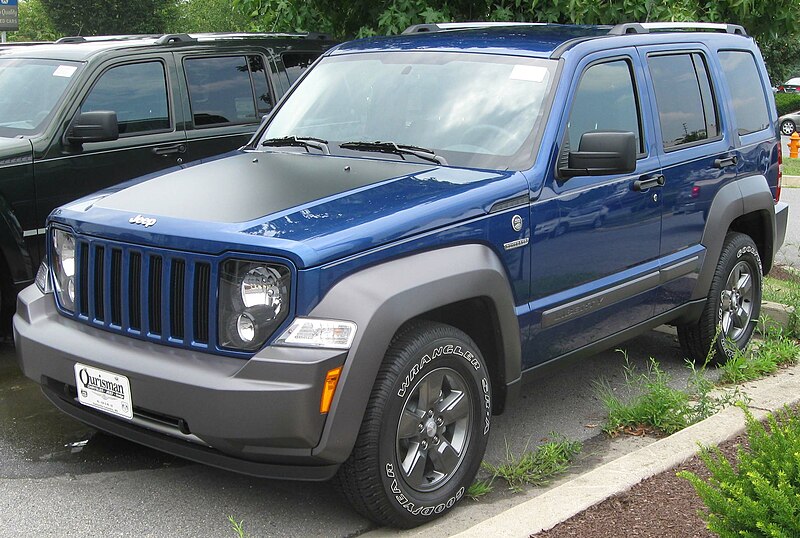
<box><xmin>335</xmin><ymin>321</ymin><xmax>491</xmax><ymax>528</ymax></box>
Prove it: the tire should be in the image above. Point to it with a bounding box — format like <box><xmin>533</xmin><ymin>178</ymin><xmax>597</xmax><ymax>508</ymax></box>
<box><xmin>678</xmin><ymin>232</ymin><xmax>762</xmax><ymax>364</ymax></box>
<box><xmin>335</xmin><ymin>320</ymin><xmax>492</xmax><ymax>528</ymax></box>
<box><xmin>780</xmin><ymin>119</ymin><xmax>796</xmax><ymax>136</ymax></box>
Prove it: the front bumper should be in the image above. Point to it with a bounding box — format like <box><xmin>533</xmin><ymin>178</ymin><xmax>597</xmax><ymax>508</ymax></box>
<box><xmin>13</xmin><ymin>284</ymin><xmax>347</xmax><ymax>480</ymax></box>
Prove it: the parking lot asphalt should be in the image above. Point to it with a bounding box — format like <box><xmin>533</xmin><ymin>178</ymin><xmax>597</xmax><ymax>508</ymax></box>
<box><xmin>1</xmin><ymin>329</ymin><xmax>693</xmax><ymax>536</ymax></box>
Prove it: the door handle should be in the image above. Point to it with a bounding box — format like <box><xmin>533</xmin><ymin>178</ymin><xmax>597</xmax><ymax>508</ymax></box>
<box><xmin>632</xmin><ymin>174</ymin><xmax>665</xmax><ymax>191</ymax></box>
<box><xmin>713</xmin><ymin>155</ymin><xmax>738</xmax><ymax>168</ymax></box>
<box><xmin>152</xmin><ymin>144</ymin><xmax>186</xmax><ymax>156</ymax></box>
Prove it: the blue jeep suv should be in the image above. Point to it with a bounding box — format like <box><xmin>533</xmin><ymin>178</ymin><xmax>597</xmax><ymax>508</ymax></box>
<box><xmin>14</xmin><ymin>22</ymin><xmax>788</xmax><ymax>527</ymax></box>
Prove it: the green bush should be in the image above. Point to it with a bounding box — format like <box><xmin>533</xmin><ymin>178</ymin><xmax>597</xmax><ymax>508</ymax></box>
<box><xmin>775</xmin><ymin>93</ymin><xmax>800</xmax><ymax>116</ymax></box>
<box><xmin>679</xmin><ymin>406</ymin><xmax>800</xmax><ymax>538</ymax></box>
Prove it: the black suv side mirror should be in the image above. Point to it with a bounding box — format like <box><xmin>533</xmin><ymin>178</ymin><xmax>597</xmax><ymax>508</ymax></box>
<box><xmin>67</xmin><ymin>111</ymin><xmax>120</xmax><ymax>145</ymax></box>
<box><xmin>559</xmin><ymin>131</ymin><xmax>636</xmax><ymax>178</ymax></box>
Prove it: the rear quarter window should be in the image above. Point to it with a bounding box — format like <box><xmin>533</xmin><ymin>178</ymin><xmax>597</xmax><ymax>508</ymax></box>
<box><xmin>718</xmin><ymin>51</ymin><xmax>770</xmax><ymax>136</ymax></box>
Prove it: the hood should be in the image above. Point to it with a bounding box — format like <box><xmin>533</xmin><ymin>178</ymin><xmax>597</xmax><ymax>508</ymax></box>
<box><xmin>54</xmin><ymin>151</ymin><xmax>526</xmax><ymax>268</ymax></box>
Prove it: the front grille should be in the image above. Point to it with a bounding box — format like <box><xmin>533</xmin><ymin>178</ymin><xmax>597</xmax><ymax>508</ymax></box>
<box><xmin>70</xmin><ymin>237</ymin><xmax>213</xmax><ymax>349</ymax></box>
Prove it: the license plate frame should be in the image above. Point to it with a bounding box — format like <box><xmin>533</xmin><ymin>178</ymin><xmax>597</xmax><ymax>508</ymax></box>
<box><xmin>74</xmin><ymin>363</ymin><xmax>134</xmax><ymax>420</ymax></box>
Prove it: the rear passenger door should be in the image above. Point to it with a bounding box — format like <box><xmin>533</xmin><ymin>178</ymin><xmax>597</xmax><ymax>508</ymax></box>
<box><xmin>638</xmin><ymin>46</ymin><xmax>736</xmax><ymax>314</ymax></box>
<box><xmin>177</xmin><ymin>53</ymin><xmax>276</xmax><ymax>163</ymax></box>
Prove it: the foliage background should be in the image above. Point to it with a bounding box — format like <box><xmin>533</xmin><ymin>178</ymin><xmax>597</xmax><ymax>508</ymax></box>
<box><xmin>6</xmin><ymin>0</ymin><xmax>800</xmax><ymax>85</ymax></box>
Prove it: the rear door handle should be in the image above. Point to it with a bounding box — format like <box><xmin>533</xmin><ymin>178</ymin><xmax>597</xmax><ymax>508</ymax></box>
<box><xmin>152</xmin><ymin>143</ymin><xmax>186</xmax><ymax>156</ymax></box>
<box><xmin>713</xmin><ymin>155</ymin><xmax>738</xmax><ymax>168</ymax></box>
<box><xmin>632</xmin><ymin>174</ymin><xmax>665</xmax><ymax>191</ymax></box>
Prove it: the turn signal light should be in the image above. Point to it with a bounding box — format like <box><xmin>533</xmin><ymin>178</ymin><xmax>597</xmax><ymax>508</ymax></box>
<box><xmin>320</xmin><ymin>366</ymin><xmax>343</xmax><ymax>414</ymax></box>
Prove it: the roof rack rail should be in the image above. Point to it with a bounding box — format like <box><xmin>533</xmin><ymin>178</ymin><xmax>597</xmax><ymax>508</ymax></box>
<box><xmin>54</xmin><ymin>34</ymin><xmax>164</xmax><ymax>44</ymax></box>
<box><xmin>55</xmin><ymin>36</ymin><xmax>87</xmax><ymax>44</ymax></box>
<box><xmin>155</xmin><ymin>34</ymin><xmax>197</xmax><ymax>45</ymax></box>
<box><xmin>402</xmin><ymin>21</ymin><xmax>545</xmax><ymax>35</ymax></box>
<box><xmin>609</xmin><ymin>22</ymin><xmax>747</xmax><ymax>36</ymax></box>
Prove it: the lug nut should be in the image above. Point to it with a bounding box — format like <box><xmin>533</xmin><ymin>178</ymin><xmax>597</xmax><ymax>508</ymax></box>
<box><xmin>420</xmin><ymin>440</ymin><xmax>428</xmax><ymax>449</ymax></box>
<box><xmin>436</xmin><ymin>417</ymin><xmax>444</xmax><ymax>426</ymax></box>
<box><xmin>418</xmin><ymin>423</ymin><xmax>425</xmax><ymax>433</ymax></box>
<box><xmin>428</xmin><ymin>409</ymin><xmax>434</xmax><ymax>417</ymax></box>
<box><xmin>433</xmin><ymin>436</ymin><xmax>440</xmax><ymax>445</ymax></box>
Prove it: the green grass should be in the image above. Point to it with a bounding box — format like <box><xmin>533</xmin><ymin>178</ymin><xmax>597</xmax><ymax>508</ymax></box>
<box><xmin>598</xmin><ymin>351</ymin><xmax>741</xmax><ymax>437</ymax></box>
<box><xmin>482</xmin><ymin>436</ymin><xmax>582</xmax><ymax>493</ymax></box>
<box><xmin>719</xmin><ymin>319</ymin><xmax>800</xmax><ymax>384</ymax></box>
<box><xmin>764</xmin><ymin>270</ymin><xmax>800</xmax><ymax>337</ymax></box>
<box><xmin>228</xmin><ymin>515</ymin><xmax>247</xmax><ymax>538</ymax></box>
<box><xmin>783</xmin><ymin>157</ymin><xmax>800</xmax><ymax>177</ymax></box>
<box><xmin>466</xmin><ymin>478</ymin><xmax>493</xmax><ymax>500</ymax></box>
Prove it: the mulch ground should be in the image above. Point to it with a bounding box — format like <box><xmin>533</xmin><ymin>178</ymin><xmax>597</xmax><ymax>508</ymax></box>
<box><xmin>533</xmin><ymin>434</ymin><xmax>746</xmax><ymax>538</ymax></box>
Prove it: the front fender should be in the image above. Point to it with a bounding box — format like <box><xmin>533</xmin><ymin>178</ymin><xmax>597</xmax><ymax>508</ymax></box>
<box><xmin>0</xmin><ymin>195</ymin><xmax>33</xmax><ymax>285</ymax></box>
<box><xmin>308</xmin><ymin>244</ymin><xmax>521</xmax><ymax>463</ymax></box>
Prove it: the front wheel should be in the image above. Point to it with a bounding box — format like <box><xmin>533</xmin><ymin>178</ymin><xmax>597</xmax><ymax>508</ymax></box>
<box><xmin>781</xmin><ymin>119</ymin><xmax>796</xmax><ymax>136</ymax></box>
<box><xmin>336</xmin><ymin>321</ymin><xmax>492</xmax><ymax>528</ymax></box>
<box><xmin>678</xmin><ymin>232</ymin><xmax>762</xmax><ymax>364</ymax></box>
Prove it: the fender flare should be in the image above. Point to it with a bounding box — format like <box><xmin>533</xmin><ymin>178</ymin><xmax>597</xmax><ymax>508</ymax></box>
<box><xmin>308</xmin><ymin>244</ymin><xmax>521</xmax><ymax>463</ymax></box>
<box><xmin>692</xmin><ymin>174</ymin><xmax>776</xmax><ymax>301</ymax></box>
<box><xmin>0</xmin><ymin>195</ymin><xmax>33</xmax><ymax>286</ymax></box>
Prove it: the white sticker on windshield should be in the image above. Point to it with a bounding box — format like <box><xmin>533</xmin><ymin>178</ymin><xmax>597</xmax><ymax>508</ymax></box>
<box><xmin>53</xmin><ymin>65</ymin><xmax>77</xmax><ymax>78</ymax></box>
<box><xmin>509</xmin><ymin>65</ymin><xmax>547</xmax><ymax>82</ymax></box>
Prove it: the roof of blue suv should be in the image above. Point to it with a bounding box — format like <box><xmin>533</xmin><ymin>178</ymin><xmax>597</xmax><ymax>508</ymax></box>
<box><xmin>331</xmin><ymin>22</ymin><xmax>751</xmax><ymax>58</ymax></box>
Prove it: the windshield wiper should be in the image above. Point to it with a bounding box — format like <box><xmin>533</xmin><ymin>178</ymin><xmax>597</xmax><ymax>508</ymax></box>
<box><xmin>339</xmin><ymin>141</ymin><xmax>447</xmax><ymax>165</ymax></box>
<box><xmin>262</xmin><ymin>136</ymin><xmax>330</xmax><ymax>154</ymax></box>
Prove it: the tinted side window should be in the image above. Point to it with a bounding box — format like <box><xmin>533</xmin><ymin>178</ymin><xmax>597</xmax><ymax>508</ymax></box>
<box><xmin>282</xmin><ymin>52</ymin><xmax>319</xmax><ymax>86</ymax></box>
<box><xmin>248</xmin><ymin>55</ymin><xmax>272</xmax><ymax>116</ymax></box>
<box><xmin>718</xmin><ymin>51</ymin><xmax>770</xmax><ymax>135</ymax></box>
<box><xmin>649</xmin><ymin>53</ymin><xmax>720</xmax><ymax>149</ymax></box>
<box><xmin>81</xmin><ymin>61</ymin><xmax>170</xmax><ymax>135</ymax></box>
<box><xmin>567</xmin><ymin>59</ymin><xmax>642</xmax><ymax>153</ymax></box>
<box><xmin>184</xmin><ymin>56</ymin><xmax>262</xmax><ymax>127</ymax></box>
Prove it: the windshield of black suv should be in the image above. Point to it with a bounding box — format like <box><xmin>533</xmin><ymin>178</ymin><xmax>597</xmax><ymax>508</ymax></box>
<box><xmin>259</xmin><ymin>52</ymin><xmax>558</xmax><ymax>169</ymax></box>
<box><xmin>0</xmin><ymin>58</ymin><xmax>82</xmax><ymax>137</ymax></box>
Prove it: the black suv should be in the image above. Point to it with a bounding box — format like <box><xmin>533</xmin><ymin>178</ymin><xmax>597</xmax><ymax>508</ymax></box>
<box><xmin>0</xmin><ymin>32</ymin><xmax>336</xmax><ymax>326</ymax></box>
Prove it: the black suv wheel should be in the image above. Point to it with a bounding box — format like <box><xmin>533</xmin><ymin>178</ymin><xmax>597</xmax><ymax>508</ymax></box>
<box><xmin>678</xmin><ymin>232</ymin><xmax>762</xmax><ymax>363</ymax></box>
<box><xmin>336</xmin><ymin>321</ymin><xmax>491</xmax><ymax>528</ymax></box>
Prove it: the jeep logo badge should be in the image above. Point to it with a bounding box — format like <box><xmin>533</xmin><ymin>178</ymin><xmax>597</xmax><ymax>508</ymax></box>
<box><xmin>511</xmin><ymin>214</ymin><xmax>523</xmax><ymax>232</ymax></box>
<box><xmin>129</xmin><ymin>215</ymin><xmax>157</xmax><ymax>227</ymax></box>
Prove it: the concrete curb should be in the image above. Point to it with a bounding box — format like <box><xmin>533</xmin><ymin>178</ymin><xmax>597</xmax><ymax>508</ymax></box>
<box><xmin>455</xmin><ymin>362</ymin><xmax>800</xmax><ymax>537</ymax></box>
<box><xmin>784</xmin><ymin>174</ymin><xmax>800</xmax><ymax>187</ymax></box>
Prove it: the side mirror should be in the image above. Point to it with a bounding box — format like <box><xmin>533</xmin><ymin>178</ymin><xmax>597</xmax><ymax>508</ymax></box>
<box><xmin>560</xmin><ymin>131</ymin><xmax>636</xmax><ymax>178</ymax></box>
<box><xmin>67</xmin><ymin>111</ymin><xmax>119</xmax><ymax>145</ymax></box>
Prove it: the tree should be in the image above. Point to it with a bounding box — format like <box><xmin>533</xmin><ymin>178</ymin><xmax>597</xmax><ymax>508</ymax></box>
<box><xmin>10</xmin><ymin>0</ymin><xmax>60</xmax><ymax>42</ymax></box>
<box><xmin>234</xmin><ymin>0</ymin><xmax>800</xmax><ymax>79</ymax></box>
<box><xmin>167</xmin><ymin>0</ymin><xmax>253</xmax><ymax>34</ymax></box>
<box><xmin>40</xmin><ymin>0</ymin><xmax>179</xmax><ymax>36</ymax></box>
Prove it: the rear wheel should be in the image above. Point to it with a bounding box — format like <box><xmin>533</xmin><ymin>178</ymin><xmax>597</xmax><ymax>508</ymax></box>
<box><xmin>336</xmin><ymin>321</ymin><xmax>491</xmax><ymax>528</ymax></box>
<box><xmin>678</xmin><ymin>232</ymin><xmax>762</xmax><ymax>364</ymax></box>
<box><xmin>780</xmin><ymin>119</ymin><xmax>796</xmax><ymax>136</ymax></box>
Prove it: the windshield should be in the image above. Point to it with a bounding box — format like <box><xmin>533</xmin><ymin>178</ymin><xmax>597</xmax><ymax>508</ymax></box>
<box><xmin>0</xmin><ymin>58</ymin><xmax>82</xmax><ymax>137</ymax></box>
<box><xmin>260</xmin><ymin>52</ymin><xmax>558</xmax><ymax>169</ymax></box>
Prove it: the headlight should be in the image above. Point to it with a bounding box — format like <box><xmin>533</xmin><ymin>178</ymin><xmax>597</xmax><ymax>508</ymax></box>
<box><xmin>275</xmin><ymin>318</ymin><xmax>357</xmax><ymax>349</ymax></box>
<box><xmin>219</xmin><ymin>259</ymin><xmax>291</xmax><ymax>351</ymax></box>
<box><xmin>51</xmin><ymin>228</ymin><xmax>76</xmax><ymax>312</ymax></box>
